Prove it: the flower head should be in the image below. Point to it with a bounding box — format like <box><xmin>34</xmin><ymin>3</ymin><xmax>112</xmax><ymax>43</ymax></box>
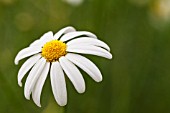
<box><xmin>14</xmin><ymin>26</ymin><xmax>112</xmax><ymax>107</ymax></box>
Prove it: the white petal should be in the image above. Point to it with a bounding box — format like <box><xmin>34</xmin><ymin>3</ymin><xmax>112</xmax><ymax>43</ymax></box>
<box><xmin>67</xmin><ymin>45</ymin><xmax>112</xmax><ymax>59</ymax></box>
<box><xmin>32</xmin><ymin>62</ymin><xmax>50</xmax><ymax>107</ymax></box>
<box><xmin>29</xmin><ymin>39</ymin><xmax>41</xmax><ymax>47</ymax></box>
<box><xmin>54</xmin><ymin>26</ymin><xmax>76</xmax><ymax>40</ymax></box>
<box><xmin>59</xmin><ymin>56</ymin><xmax>85</xmax><ymax>93</ymax></box>
<box><xmin>50</xmin><ymin>62</ymin><xmax>67</xmax><ymax>106</ymax></box>
<box><xmin>67</xmin><ymin>37</ymin><xmax>110</xmax><ymax>51</ymax></box>
<box><xmin>18</xmin><ymin>54</ymin><xmax>41</xmax><ymax>87</ymax></box>
<box><xmin>40</xmin><ymin>31</ymin><xmax>53</xmax><ymax>40</ymax></box>
<box><xmin>15</xmin><ymin>46</ymin><xmax>41</xmax><ymax>65</ymax></box>
<box><xmin>24</xmin><ymin>58</ymin><xmax>46</xmax><ymax>100</ymax></box>
<box><xmin>30</xmin><ymin>31</ymin><xmax>53</xmax><ymax>47</ymax></box>
<box><xmin>60</xmin><ymin>31</ymin><xmax>97</xmax><ymax>42</ymax></box>
<box><xmin>66</xmin><ymin>53</ymin><xmax>102</xmax><ymax>82</ymax></box>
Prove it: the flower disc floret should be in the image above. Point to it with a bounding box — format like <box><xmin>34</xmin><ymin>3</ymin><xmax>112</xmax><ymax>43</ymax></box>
<box><xmin>41</xmin><ymin>40</ymin><xmax>67</xmax><ymax>62</ymax></box>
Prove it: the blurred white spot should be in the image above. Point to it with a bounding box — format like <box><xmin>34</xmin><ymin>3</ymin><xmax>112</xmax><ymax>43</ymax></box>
<box><xmin>150</xmin><ymin>0</ymin><xmax>170</xmax><ymax>21</ymax></box>
<box><xmin>14</xmin><ymin>12</ymin><xmax>34</xmax><ymax>31</ymax></box>
<box><xmin>63</xmin><ymin>0</ymin><xmax>84</xmax><ymax>6</ymax></box>
<box><xmin>149</xmin><ymin>0</ymin><xmax>170</xmax><ymax>29</ymax></box>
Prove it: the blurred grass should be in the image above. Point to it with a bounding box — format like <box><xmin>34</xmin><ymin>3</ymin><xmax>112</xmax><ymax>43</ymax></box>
<box><xmin>0</xmin><ymin>0</ymin><xmax>170</xmax><ymax>113</ymax></box>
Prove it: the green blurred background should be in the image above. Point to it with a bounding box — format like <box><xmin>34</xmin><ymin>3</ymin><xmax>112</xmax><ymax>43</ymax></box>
<box><xmin>0</xmin><ymin>0</ymin><xmax>170</xmax><ymax>113</ymax></box>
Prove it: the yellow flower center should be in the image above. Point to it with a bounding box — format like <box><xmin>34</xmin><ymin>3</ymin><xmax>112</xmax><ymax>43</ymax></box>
<box><xmin>41</xmin><ymin>40</ymin><xmax>67</xmax><ymax>62</ymax></box>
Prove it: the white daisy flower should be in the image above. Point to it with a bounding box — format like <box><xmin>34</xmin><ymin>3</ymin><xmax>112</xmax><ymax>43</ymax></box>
<box><xmin>14</xmin><ymin>26</ymin><xmax>112</xmax><ymax>107</ymax></box>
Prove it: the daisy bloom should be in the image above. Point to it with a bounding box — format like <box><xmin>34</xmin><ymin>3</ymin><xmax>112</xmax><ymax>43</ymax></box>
<box><xmin>14</xmin><ymin>26</ymin><xmax>112</xmax><ymax>107</ymax></box>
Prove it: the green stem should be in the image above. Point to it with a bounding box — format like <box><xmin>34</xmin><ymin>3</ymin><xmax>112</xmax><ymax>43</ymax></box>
<box><xmin>42</xmin><ymin>98</ymin><xmax>65</xmax><ymax>113</ymax></box>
